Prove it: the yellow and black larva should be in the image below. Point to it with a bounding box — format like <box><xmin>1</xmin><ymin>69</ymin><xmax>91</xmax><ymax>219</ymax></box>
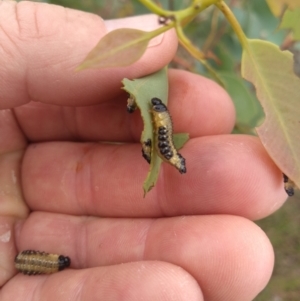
<box><xmin>142</xmin><ymin>139</ymin><xmax>152</xmax><ymax>164</ymax></box>
<box><xmin>126</xmin><ymin>95</ymin><xmax>137</xmax><ymax>113</ymax></box>
<box><xmin>150</xmin><ymin>97</ymin><xmax>186</xmax><ymax>174</ymax></box>
<box><xmin>283</xmin><ymin>173</ymin><xmax>295</xmax><ymax>197</ymax></box>
<box><xmin>15</xmin><ymin>250</ymin><xmax>71</xmax><ymax>275</ymax></box>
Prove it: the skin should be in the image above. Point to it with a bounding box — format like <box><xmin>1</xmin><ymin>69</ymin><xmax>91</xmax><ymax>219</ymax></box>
<box><xmin>0</xmin><ymin>1</ymin><xmax>288</xmax><ymax>301</ymax></box>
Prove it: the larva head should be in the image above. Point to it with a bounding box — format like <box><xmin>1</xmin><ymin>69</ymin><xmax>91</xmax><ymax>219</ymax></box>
<box><xmin>151</xmin><ymin>98</ymin><xmax>167</xmax><ymax>112</ymax></box>
<box><xmin>58</xmin><ymin>255</ymin><xmax>71</xmax><ymax>270</ymax></box>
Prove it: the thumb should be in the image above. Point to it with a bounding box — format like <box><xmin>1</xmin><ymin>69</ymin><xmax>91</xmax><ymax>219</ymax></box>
<box><xmin>0</xmin><ymin>1</ymin><xmax>177</xmax><ymax>109</ymax></box>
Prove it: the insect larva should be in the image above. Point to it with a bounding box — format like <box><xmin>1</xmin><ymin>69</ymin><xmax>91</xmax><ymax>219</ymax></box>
<box><xmin>158</xmin><ymin>15</ymin><xmax>174</xmax><ymax>25</ymax></box>
<box><xmin>127</xmin><ymin>95</ymin><xmax>137</xmax><ymax>113</ymax></box>
<box><xmin>283</xmin><ymin>173</ymin><xmax>295</xmax><ymax>197</ymax></box>
<box><xmin>142</xmin><ymin>139</ymin><xmax>152</xmax><ymax>164</ymax></box>
<box><xmin>150</xmin><ymin>97</ymin><xmax>186</xmax><ymax>174</ymax></box>
<box><xmin>15</xmin><ymin>250</ymin><xmax>71</xmax><ymax>275</ymax></box>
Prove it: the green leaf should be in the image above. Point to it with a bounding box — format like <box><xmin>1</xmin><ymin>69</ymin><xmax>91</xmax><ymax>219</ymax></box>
<box><xmin>242</xmin><ymin>39</ymin><xmax>300</xmax><ymax>189</ymax></box>
<box><xmin>122</xmin><ymin>69</ymin><xmax>168</xmax><ymax>195</ymax></box>
<box><xmin>265</xmin><ymin>0</ymin><xmax>285</xmax><ymax>16</ymax></box>
<box><xmin>218</xmin><ymin>71</ymin><xmax>264</xmax><ymax>134</ymax></box>
<box><xmin>280</xmin><ymin>8</ymin><xmax>300</xmax><ymax>40</ymax></box>
<box><xmin>266</xmin><ymin>0</ymin><xmax>300</xmax><ymax>16</ymax></box>
<box><xmin>77</xmin><ymin>28</ymin><xmax>152</xmax><ymax>70</ymax></box>
<box><xmin>173</xmin><ymin>133</ymin><xmax>190</xmax><ymax>149</ymax></box>
<box><xmin>122</xmin><ymin>69</ymin><xmax>189</xmax><ymax>196</ymax></box>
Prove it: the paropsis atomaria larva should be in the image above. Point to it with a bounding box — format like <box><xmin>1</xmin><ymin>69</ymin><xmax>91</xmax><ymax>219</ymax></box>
<box><xmin>142</xmin><ymin>139</ymin><xmax>152</xmax><ymax>164</ymax></box>
<box><xmin>126</xmin><ymin>95</ymin><xmax>137</xmax><ymax>113</ymax></box>
<box><xmin>15</xmin><ymin>250</ymin><xmax>71</xmax><ymax>275</ymax></box>
<box><xmin>150</xmin><ymin>97</ymin><xmax>186</xmax><ymax>174</ymax></box>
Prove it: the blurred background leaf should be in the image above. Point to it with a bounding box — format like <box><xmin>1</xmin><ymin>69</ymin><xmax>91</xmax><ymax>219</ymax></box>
<box><xmin>242</xmin><ymin>40</ymin><xmax>300</xmax><ymax>190</ymax></box>
<box><xmin>280</xmin><ymin>8</ymin><xmax>300</xmax><ymax>40</ymax></box>
<box><xmin>26</xmin><ymin>0</ymin><xmax>300</xmax><ymax>299</ymax></box>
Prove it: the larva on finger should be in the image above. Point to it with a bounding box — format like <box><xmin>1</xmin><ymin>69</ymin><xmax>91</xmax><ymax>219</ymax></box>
<box><xmin>15</xmin><ymin>250</ymin><xmax>71</xmax><ymax>275</ymax></box>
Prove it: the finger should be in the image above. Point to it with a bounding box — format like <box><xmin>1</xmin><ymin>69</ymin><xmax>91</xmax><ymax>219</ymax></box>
<box><xmin>0</xmin><ymin>217</ymin><xmax>18</xmax><ymax>287</ymax></box>
<box><xmin>0</xmin><ymin>110</ymin><xmax>29</xmax><ymax>286</ymax></box>
<box><xmin>1</xmin><ymin>260</ymin><xmax>203</xmax><ymax>301</ymax></box>
<box><xmin>0</xmin><ymin>2</ymin><xmax>177</xmax><ymax>109</ymax></box>
<box><xmin>14</xmin><ymin>70</ymin><xmax>235</xmax><ymax>142</ymax></box>
<box><xmin>15</xmin><ymin>212</ymin><xmax>274</xmax><ymax>301</ymax></box>
<box><xmin>22</xmin><ymin>135</ymin><xmax>287</xmax><ymax>220</ymax></box>
<box><xmin>0</xmin><ymin>110</ymin><xmax>28</xmax><ymax>217</ymax></box>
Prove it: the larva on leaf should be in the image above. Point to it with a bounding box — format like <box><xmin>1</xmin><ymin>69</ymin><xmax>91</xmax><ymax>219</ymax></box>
<box><xmin>126</xmin><ymin>95</ymin><xmax>137</xmax><ymax>113</ymax></box>
<box><xmin>122</xmin><ymin>70</ymin><xmax>189</xmax><ymax>195</ymax></box>
<box><xmin>150</xmin><ymin>97</ymin><xmax>186</xmax><ymax>174</ymax></box>
<box><xmin>142</xmin><ymin>139</ymin><xmax>152</xmax><ymax>164</ymax></box>
<box><xmin>15</xmin><ymin>250</ymin><xmax>71</xmax><ymax>275</ymax></box>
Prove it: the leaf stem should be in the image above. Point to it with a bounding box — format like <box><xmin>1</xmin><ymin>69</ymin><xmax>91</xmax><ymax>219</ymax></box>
<box><xmin>175</xmin><ymin>23</ymin><xmax>205</xmax><ymax>60</ymax></box>
<box><xmin>175</xmin><ymin>23</ymin><xmax>224</xmax><ymax>85</ymax></box>
<box><xmin>202</xmin><ymin>7</ymin><xmax>220</xmax><ymax>52</ymax></box>
<box><xmin>214</xmin><ymin>1</ymin><xmax>249</xmax><ymax>51</ymax></box>
<box><xmin>138</xmin><ymin>0</ymin><xmax>172</xmax><ymax>16</ymax></box>
<box><xmin>145</xmin><ymin>21</ymin><xmax>175</xmax><ymax>39</ymax></box>
<box><xmin>139</xmin><ymin>0</ymin><xmax>216</xmax><ymax>23</ymax></box>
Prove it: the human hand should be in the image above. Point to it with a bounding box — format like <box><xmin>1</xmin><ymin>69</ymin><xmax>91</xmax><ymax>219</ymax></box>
<box><xmin>0</xmin><ymin>2</ymin><xmax>287</xmax><ymax>300</ymax></box>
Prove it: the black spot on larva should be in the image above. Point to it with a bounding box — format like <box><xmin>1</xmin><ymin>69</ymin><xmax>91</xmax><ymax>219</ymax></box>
<box><xmin>160</xmin><ymin>147</ymin><xmax>170</xmax><ymax>154</ymax></box>
<box><xmin>164</xmin><ymin>152</ymin><xmax>173</xmax><ymax>160</ymax></box>
<box><xmin>150</xmin><ymin>97</ymin><xmax>186</xmax><ymax>174</ymax></box>
<box><xmin>158</xmin><ymin>135</ymin><xmax>168</xmax><ymax>141</ymax></box>
<box><xmin>158</xmin><ymin>141</ymin><xmax>169</xmax><ymax>148</ymax></box>
<box><xmin>158</xmin><ymin>127</ymin><xmax>167</xmax><ymax>135</ymax></box>
<box><xmin>15</xmin><ymin>250</ymin><xmax>71</xmax><ymax>275</ymax></box>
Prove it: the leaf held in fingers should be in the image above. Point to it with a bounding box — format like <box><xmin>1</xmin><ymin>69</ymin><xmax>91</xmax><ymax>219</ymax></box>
<box><xmin>173</xmin><ymin>133</ymin><xmax>190</xmax><ymax>150</ymax></box>
<box><xmin>122</xmin><ymin>69</ymin><xmax>189</xmax><ymax>196</ymax></box>
<box><xmin>77</xmin><ymin>28</ymin><xmax>151</xmax><ymax>70</ymax></box>
<box><xmin>242</xmin><ymin>39</ymin><xmax>300</xmax><ymax>190</ymax></box>
<box><xmin>123</xmin><ymin>68</ymin><xmax>169</xmax><ymax>145</ymax></box>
